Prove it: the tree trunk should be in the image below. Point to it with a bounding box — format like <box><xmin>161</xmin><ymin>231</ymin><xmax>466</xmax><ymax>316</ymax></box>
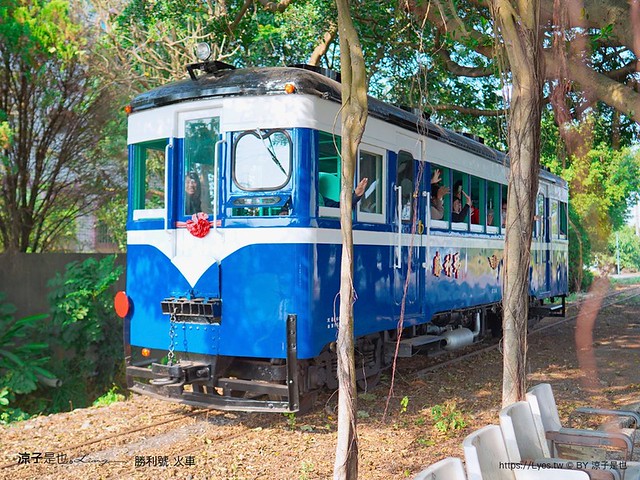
<box><xmin>493</xmin><ymin>0</ymin><xmax>544</xmax><ymax>407</ymax></box>
<box><xmin>333</xmin><ymin>0</ymin><xmax>368</xmax><ymax>478</ymax></box>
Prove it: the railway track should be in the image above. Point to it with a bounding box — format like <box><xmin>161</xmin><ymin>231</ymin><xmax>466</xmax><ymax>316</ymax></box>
<box><xmin>0</xmin><ymin>408</ymin><xmax>212</xmax><ymax>471</ymax></box>
<box><xmin>413</xmin><ymin>285</ymin><xmax>640</xmax><ymax>377</ymax></box>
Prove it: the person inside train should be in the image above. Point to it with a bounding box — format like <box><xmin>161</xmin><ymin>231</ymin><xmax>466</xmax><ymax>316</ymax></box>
<box><xmin>322</xmin><ymin>177</ymin><xmax>369</xmax><ymax>208</ymax></box>
<box><xmin>501</xmin><ymin>199</ymin><xmax>507</xmax><ymax>228</ymax></box>
<box><xmin>452</xmin><ymin>180</ymin><xmax>473</xmax><ymax>222</ymax></box>
<box><xmin>430</xmin><ymin>169</ymin><xmax>450</xmax><ymax>220</ymax></box>
<box><xmin>487</xmin><ymin>209</ymin><xmax>495</xmax><ymax>227</ymax></box>
<box><xmin>185</xmin><ymin>171</ymin><xmax>202</xmax><ymax>215</ymax></box>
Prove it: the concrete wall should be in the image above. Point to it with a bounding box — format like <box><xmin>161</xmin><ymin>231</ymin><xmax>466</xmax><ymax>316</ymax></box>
<box><xmin>0</xmin><ymin>253</ymin><xmax>126</xmax><ymax>318</ymax></box>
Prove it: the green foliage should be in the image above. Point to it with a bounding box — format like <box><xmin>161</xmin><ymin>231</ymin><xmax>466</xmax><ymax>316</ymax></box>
<box><xmin>400</xmin><ymin>395</ymin><xmax>409</xmax><ymax>414</ymax></box>
<box><xmin>544</xmin><ymin>138</ymin><xmax>640</xmax><ymax>289</ymax></box>
<box><xmin>604</xmin><ymin>226</ymin><xmax>640</xmax><ymax>273</ymax></box>
<box><xmin>568</xmin><ymin>203</ymin><xmax>593</xmax><ymax>292</ymax></box>
<box><xmin>47</xmin><ymin>256</ymin><xmax>124</xmax><ymax>408</ymax></box>
<box><xmin>283</xmin><ymin>411</ymin><xmax>297</xmax><ymax>430</ymax></box>
<box><xmin>0</xmin><ymin>294</ymin><xmax>53</xmax><ymax>423</ymax></box>
<box><xmin>93</xmin><ymin>384</ymin><xmax>125</xmax><ymax>407</ymax></box>
<box><xmin>430</xmin><ymin>401</ymin><xmax>467</xmax><ymax>434</ymax></box>
<box><xmin>563</xmin><ymin>144</ymin><xmax>640</xmax><ymax>253</ymax></box>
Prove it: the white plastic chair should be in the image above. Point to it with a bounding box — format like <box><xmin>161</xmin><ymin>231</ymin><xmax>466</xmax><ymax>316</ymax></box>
<box><xmin>526</xmin><ymin>383</ymin><xmax>639</xmax><ymax>457</ymax></box>
<box><xmin>413</xmin><ymin>457</ymin><xmax>466</xmax><ymax>480</ymax></box>
<box><xmin>463</xmin><ymin>424</ymin><xmax>590</xmax><ymax>479</ymax></box>
<box><xmin>500</xmin><ymin>401</ymin><xmax>637</xmax><ymax>480</ymax></box>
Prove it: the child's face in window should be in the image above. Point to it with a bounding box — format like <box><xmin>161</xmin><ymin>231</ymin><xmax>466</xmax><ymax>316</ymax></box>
<box><xmin>453</xmin><ymin>198</ymin><xmax>462</xmax><ymax>213</ymax></box>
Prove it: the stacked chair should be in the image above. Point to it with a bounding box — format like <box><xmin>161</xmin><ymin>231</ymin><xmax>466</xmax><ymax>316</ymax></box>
<box><xmin>414</xmin><ymin>383</ymin><xmax>640</xmax><ymax>480</ymax></box>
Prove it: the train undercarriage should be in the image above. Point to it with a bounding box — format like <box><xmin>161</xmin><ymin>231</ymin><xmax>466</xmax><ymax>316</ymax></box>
<box><xmin>126</xmin><ymin>296</ymin><xmax>565</xmax><ymax>413</ymax></box>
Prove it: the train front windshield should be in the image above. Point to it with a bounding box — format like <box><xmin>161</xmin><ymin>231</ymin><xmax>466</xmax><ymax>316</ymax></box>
<box><xmin>230</xmin><ymin>128</ymin><xmax>293</xmax><ymax>217</ymax></box>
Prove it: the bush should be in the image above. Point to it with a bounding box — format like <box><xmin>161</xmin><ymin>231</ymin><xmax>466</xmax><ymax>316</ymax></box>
<box><xmin>606</xmin><ymin>226</ymin><xmax>640</xmax><ymax>273</ymax></box>
<box><xmin>47</xmin><ymin>255</ymin><xmax>124</xmax><ymax>410</ymax></box>
<box><xmin>568</xmin><ymin>204</ymin><xmax>593</xmax><ymax>292</ymax></box>
<box><xmin>0</xmin><ymin>294</ymin><xmax>53</xmax><ymax>423</ymax></box>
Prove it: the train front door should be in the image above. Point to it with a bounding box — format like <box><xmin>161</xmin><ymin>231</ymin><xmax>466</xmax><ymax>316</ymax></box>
<box><xmin>171</xmin><ymin>108</ymin><xmax>224</xmax><ymax>298</ymax></box>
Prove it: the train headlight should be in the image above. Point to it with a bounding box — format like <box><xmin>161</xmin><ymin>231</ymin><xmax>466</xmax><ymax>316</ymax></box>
<box><xmin>284</xmin><ymin>82</ymin><xmax>296</xmax><ymax>94</ymax></box>
<box><xmin>141</xmin><ymin>348</ymin><xmax>151</xmax><ymax>357</ymax></box>
<box><xmin>195</xmin><ymin>42</ymin><xmax>211</xmax><ymax>61</ymax></box>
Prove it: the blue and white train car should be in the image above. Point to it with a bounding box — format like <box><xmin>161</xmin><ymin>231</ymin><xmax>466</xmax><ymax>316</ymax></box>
<box><xmin>116</xmin><ymin>62</ymin><xmax>568</xmax><ymax>412</ymax></box>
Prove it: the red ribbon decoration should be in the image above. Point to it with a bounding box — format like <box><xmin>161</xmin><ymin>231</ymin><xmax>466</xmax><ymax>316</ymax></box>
<box><xmin>176</xmin><ymin>212</ymin><xmax>214</xmax><ymax>238</ymax></box>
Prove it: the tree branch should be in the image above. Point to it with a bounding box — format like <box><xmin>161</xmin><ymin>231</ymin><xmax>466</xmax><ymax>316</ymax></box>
<box><xmin>435</xmin><ymin>47</ymin><xmax>495</xmax><ymax>77</ymax></box>
<box><xmin>308</xmin><ymin>22</ymin><xmax>338</xmax><ymax>66</ymax></box>
<box><xmin>256</xmin><ymin>0</ymin><xmax>294</xmax><ymax>13</ymax></box>
<box><xmin>545</xmin><ymin>50</ymin><xmax>640</xmax><ymax>123</ymax></box>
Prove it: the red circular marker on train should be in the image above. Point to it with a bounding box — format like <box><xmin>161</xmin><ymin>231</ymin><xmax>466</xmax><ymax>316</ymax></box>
<box><xmin>114</xmin><ymin>291</ymin><xmax>130</xmax><ymax>318</ymax></box>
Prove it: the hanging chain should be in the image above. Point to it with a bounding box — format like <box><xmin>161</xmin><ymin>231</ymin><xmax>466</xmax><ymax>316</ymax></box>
<box><xmin>167</xmin><ymin>305</ymin><xmax>177</xmax><ymax>366</ymax></box>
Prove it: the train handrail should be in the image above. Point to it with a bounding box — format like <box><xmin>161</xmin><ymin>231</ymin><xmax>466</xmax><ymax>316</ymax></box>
<box><xmin>394</xmin><ymin>184</ymin><xmax>402</xmax><ymax>269</ymax></box>
<box><xmin>213</xmin><ymin>139</ymin><xmax>225</xmax><ymax>233</ymax></box>
<box><xmin>164</xmin><ymin>139</ymin><xmax>173</xmax><ymax>231</ymax></box>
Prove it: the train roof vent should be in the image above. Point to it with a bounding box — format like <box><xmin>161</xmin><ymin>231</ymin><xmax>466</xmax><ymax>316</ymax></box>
<box><xmin>186</xmin><ymin>60</ymin><xmax>236</xmax><ymax>81</ymax></box>
<box><xmin>288</xmin><ymin>64</ymin><xmax>341</xmax><ymax>83</ymax></box>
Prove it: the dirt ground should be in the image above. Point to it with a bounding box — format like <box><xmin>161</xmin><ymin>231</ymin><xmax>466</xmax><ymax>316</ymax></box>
<box><xmin>2</xmin><ymin>282</ymin><xmax>640</xmax><ymax>480</ymax></box>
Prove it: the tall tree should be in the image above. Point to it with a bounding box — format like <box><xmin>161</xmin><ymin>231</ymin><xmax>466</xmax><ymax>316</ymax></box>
<box><xmin>0</xmin><ymin>0</ymin><xmax>116</xmax><ymax>252</ymax></box>
<box><xmin>491</xmin><ymin>0</ymin><xmax>544</xmax><ymax>406</ymax></box>
<box><xmin>333</xmin><ymin>0</ymin><xmax>367</xmax><ymax>478</ymax></box>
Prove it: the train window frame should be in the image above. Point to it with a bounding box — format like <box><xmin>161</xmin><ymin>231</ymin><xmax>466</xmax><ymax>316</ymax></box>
<box><xmin>131</xmin><ymin>138</ymin><xmax>168</xmax><ymax>221</ymax></box>
<box><xmin>318</xmin><ymin>131</ymin><xmax>342</xmax><ymax>218</ymax></box>
<box><xmin>357</xmin><ymin>144</ymin><xmax>386</xmax><ymax>223</ymax></box>
<box><xmin>430</xmin><ymin>164</ymin><xmax>450</xmax><ymax>230</ymax></box>
<box><xmin>469</xmin><ymin>175</ymin><xmax>484</xmax><ymax>233</ymax></box>
<box><xmin>501</xmin><ymin>184</ymin><xmax>508</xmax><ymax>234</ymax></box>
<box><xmin>183</xmin><ymin>117</ymin><xmax>219</xmax><ymax>217</ymax></box>
<box><xmin>232</xmin><ymin>128</ymin><xmax>292</xmax><ymax>192</ymax></box>
<box><xmin>486</xmin><ymin>181</ymin><xmax>500</xmax><ymax>234</ymax></box>
<box><xmin>451</xmin><ymin>171</ymin><xmax>469</xmax><ymax>232</ymax></box>
<box><xmin>397</xmin><ymin>151</ymin><xmax>415</xmax><ymax>224</ymax></box>
<box><xmin>535</xmin><ymin>193</ymin><xmax>545</xmax><ymax>240</ymax></box>
<box><xmin>550</xmin><ymin>199</ymin><xmax>559</xmax><ymax>239</ymax></box>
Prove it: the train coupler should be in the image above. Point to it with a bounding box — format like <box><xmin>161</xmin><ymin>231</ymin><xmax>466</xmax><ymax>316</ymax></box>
<box><xmin>149</xmin><ymin>361</ymin><xmax>212</xmax><ymax>387</ymax></box>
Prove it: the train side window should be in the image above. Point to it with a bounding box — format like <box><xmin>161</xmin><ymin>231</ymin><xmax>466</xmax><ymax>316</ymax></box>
<box><xmin>318</xmin><ymin>131</ymin><xmax>341</xmax><ymax>217</ymax></box>
<box><xmin>184</xmin><ymin>117</ymin><xmax>219</xmax><ymax>216</ymax></box>
<box><xmin>397</xmin><ymin>151</ymin><xmax>414</xmax><ymax>223</ymax></box>
<box><xmin>233</xmin><ymin>129</ymin><xmax>292</xmax><ymax>192</ymax></box>
<box><xmin>501</xmin><ymin>184</ymin><xmax>508</xmax><ymax>232</ymax></box>
<box><xmin>486</xmin><ymin>181</ymin><xmax>500</xmax><ymax>233</ymax></box>
<box><xmin>559</xmin><ymin>202</ymin><xmax>568</xmax><ymax>239</ymax></box>
<box><xmin>132</xmin><ymin>138</ymin><xmax>167</xmax><ymax>220</ymax></box>
<box><xmin>470</xmin><ymin>175</ymin><xmax>484</xmax><ymax>233</ymax></box>
<box><xmin>451</xmin><ymin>171</ymin><xmax>469</xmax><ymax>231</ymax></box>
<box><xmin>357</xmin><ymin>146</ymin><xmax>385</xmax><ymax>223</ymax></box>
<box><xmin>430</xmin><ymin>164</ymin><xmax>449</xmax><ymax>228</ymax></box>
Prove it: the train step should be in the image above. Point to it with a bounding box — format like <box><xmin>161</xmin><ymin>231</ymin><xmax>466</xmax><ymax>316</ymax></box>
<box><xmin>387</xmin><ymin>334</ymin><xmax>445</xmax><ymax>358</ymax></box>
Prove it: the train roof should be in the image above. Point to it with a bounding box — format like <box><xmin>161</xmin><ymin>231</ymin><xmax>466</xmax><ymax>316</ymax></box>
<box><xmin>130</xmin><ymin>64</ymin><xmax>565</xmax><ymax>187</ymax></box>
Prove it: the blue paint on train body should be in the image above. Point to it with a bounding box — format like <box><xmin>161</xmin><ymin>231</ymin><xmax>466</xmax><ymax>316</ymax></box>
<box><xmin>126</xmin><ymin>233</ymin><xmax>515</xmax><ymax>361</ymax></box>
